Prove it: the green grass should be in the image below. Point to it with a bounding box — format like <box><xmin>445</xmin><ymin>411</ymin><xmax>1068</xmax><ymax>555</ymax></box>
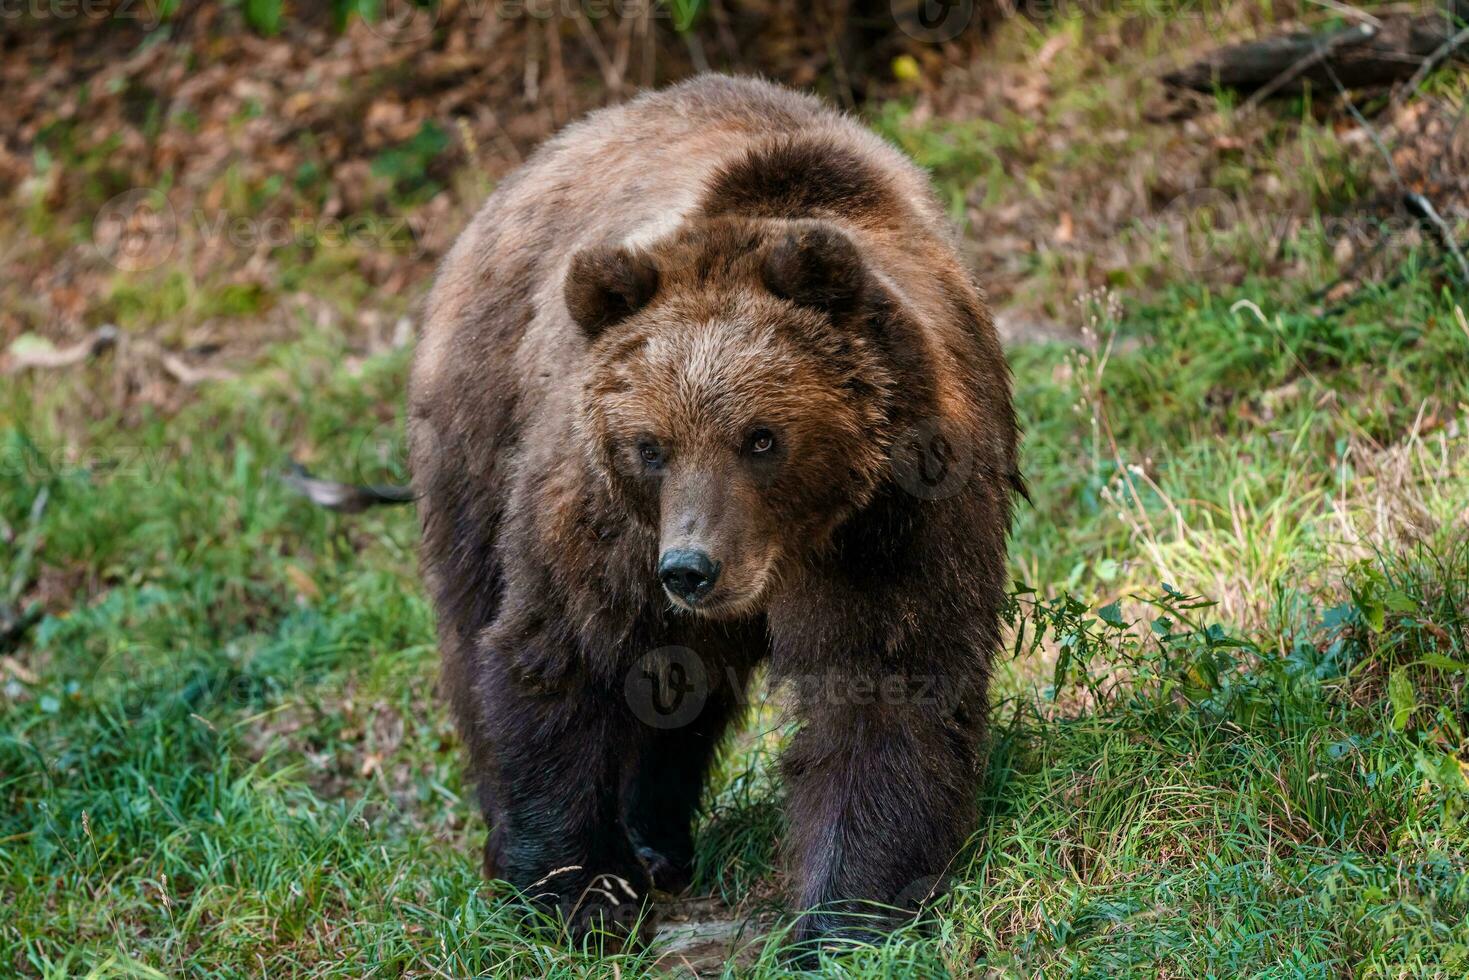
<box><xmin>4</xmin><ymin>269</ymin><xmax>1466</xmax><ymax>975</ymax></box>
<box><xmin>4</xmin><ymin>9</ymin><xmax>1469</xmax><ymax>973</ymax></box>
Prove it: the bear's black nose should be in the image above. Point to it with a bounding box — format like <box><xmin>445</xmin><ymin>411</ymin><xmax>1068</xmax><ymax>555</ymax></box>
<box><xmin>658</xmin><ymin>549</ymin><xmax>720</xmax><ymax>605</ymax></box>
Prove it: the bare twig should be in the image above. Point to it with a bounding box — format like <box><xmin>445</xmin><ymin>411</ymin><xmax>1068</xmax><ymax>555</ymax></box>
<box><xmin>4</xmin><ymin>325</ymin><xmax>118</xmax><ymax>373</ymax></box>
<box><xmin>1404</xmin><ymin>191</ymin><xmax>1469</xmax><ymax>283</ymax></box>
<box><xmin>281</xmin><ymin>460</ymin><xmax>415</xmax><ymax>514</ymax></box>
<box><xmin>639</xmin><ymin>3</ymin><xmax>655</xmax><ymax>90</ymax></box>
<box><xmin>611</xmin><ymin>10</ymin><xmax>635</xmax><ymax>94</ymax></box>
<box><xmin>1434</xmin><ymin>94</ymin><xmax>1469</xmax><ymax>183</ymax></box>
<box><xmin>1322</xmin><ymin>60</ymin><xmax>1404</xmax><ymax>191</ymax></box>
<box><xmin>1325</xmin><ymin>56</ymin><xmax>1469</xmax><ymax>284</ymax></box>
<box><xmin>1305</xmin><ymin>0</ymin><xmax>1384</xmax><ymax>29</ymax></box>
<box><xmin>161</xmin><ymin>353</ymin><xmax>238</xmax><ymax>387</ymax></box>
<box><xmin>1393</xmin><ymin>24</ymin><xmax>1469</xmax><ymax>106</ymax></box>
<box><xmin>1309</xmin><ymin>57</ymin><xmax>1469</xmax><ymax>306</ymax></box>
<box><xmin>547</xmin><ymin>15</ymin><xmax>570</xmax><ymax>124</ymax></box>
<box><xmin>571</xmin><ymin>11</ymin><xmax>623</xmax><ymax>99</ymax></box>
<box><xmin>682</xmin><ymin>29</ymin><xmax>710</xmax><ymax>74</ymax></box>
<box><xmin>524</xmin><ymin>19</ymin><xmax>541</xmax><ymax>105</ymax></box>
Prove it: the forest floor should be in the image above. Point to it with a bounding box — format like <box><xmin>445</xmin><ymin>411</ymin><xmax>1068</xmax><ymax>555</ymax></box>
<box><xmin>2</xmin><ymin>2</ymin><xmax>1468</xmax><ymax>976</ymax></box>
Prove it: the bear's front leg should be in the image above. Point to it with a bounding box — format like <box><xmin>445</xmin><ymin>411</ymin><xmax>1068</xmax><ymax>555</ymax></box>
<box><xmin>479</xmin><ymin>653</ymin><xmax>652</xmax><ymax>943</ymax></box>
<box><xmin>781</xmin><ymin>670</ymin><xmax>984</xmax><ymax>951</ymax></box>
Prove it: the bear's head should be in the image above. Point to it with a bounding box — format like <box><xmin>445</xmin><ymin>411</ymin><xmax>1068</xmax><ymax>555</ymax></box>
<box><xmin>568</xmin><ymin>217</ymin><xmax>905</xmax><ymax>619</ymax></box>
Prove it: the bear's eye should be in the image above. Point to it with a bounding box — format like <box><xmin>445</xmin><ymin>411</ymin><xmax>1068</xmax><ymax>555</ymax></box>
<box><xmin>637</xmin><ymin>440</ymin><xmax>665</xmax><ymax>468</ymax></box>
<box><xmin>745</xmin><ymin>428</ymin><xmax>776</xmax><ymax>455</ymax></box>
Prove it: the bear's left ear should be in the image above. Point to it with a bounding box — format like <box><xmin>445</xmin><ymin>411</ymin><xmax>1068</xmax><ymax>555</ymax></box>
<box><xmin>565</xmin><ymin>244</ymin><xmax>660</xmax><ymax>338</ymax></box>
<box><xmin>762</xmin><ymin>225</ymin><xmax>868</xmax><ymax>320</ymax></box>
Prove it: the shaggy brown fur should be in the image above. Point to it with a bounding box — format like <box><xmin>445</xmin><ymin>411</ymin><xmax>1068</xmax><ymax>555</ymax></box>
<box><xmin>408</xmin><ymin>74</ymin><xmax>1019</xmax><ymax>949</ymax></box>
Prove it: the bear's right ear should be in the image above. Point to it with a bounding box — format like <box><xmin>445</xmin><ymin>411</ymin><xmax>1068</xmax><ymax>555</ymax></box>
<box><xmin>564</xmin><ymin>244</ymin><xmax>660</xmax><ymax>338</ymax></box>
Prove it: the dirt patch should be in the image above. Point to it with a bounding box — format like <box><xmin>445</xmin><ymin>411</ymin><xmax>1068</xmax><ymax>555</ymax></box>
<box><xmin>3</xmin><ymin>4</ymin><xmax>1464</xmax><ymax>407</ymax></box>
<box><xmin>653</xmin><ymin>895</ymin><xmax>776</xmax><ymax>977</ymax></box>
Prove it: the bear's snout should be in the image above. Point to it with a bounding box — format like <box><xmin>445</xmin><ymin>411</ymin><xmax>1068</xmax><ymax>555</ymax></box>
<box><xmin>658</xmin><ymin>548</ymin><xmax>721</xmax><ymax>606</ymax></box>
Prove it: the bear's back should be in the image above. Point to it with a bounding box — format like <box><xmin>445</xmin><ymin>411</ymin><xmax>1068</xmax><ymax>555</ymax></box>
<box><xmin>411</xmin><ymin>75</ymin><xmax>963</xmax><ymax>408</ymax></box>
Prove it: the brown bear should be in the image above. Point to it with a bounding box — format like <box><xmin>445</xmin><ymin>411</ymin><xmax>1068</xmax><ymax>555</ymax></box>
<box><xmin>408</xmin><ymin>74</ymin><xmax>1020</xmax><ymax>949</ymax></box>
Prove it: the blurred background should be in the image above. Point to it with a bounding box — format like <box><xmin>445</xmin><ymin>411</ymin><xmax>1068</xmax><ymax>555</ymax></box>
<box><xmin>2</xmin><ymin>1</ymin><xmax>1467</xmax><ymax>975</ymax></box>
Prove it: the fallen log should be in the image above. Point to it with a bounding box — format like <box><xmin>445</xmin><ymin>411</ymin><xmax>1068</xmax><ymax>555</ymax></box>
<box><xmin>1163</xmin><ymin>6</ymin><xmax>1469</xmax><ymax>98</ymax></box>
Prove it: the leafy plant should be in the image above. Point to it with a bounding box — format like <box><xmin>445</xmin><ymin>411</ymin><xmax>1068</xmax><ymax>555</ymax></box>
<box><xmin>371</xmin><ymin>121</ymin><xmax>450</xmax><ymax>200</ymax></box>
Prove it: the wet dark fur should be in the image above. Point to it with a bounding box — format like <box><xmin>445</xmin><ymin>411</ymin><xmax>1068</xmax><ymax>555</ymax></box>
<box><xmin>409</xmin><ymin>75</ymin><xmax>1019</xmax><ymax>949</ymax></box>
